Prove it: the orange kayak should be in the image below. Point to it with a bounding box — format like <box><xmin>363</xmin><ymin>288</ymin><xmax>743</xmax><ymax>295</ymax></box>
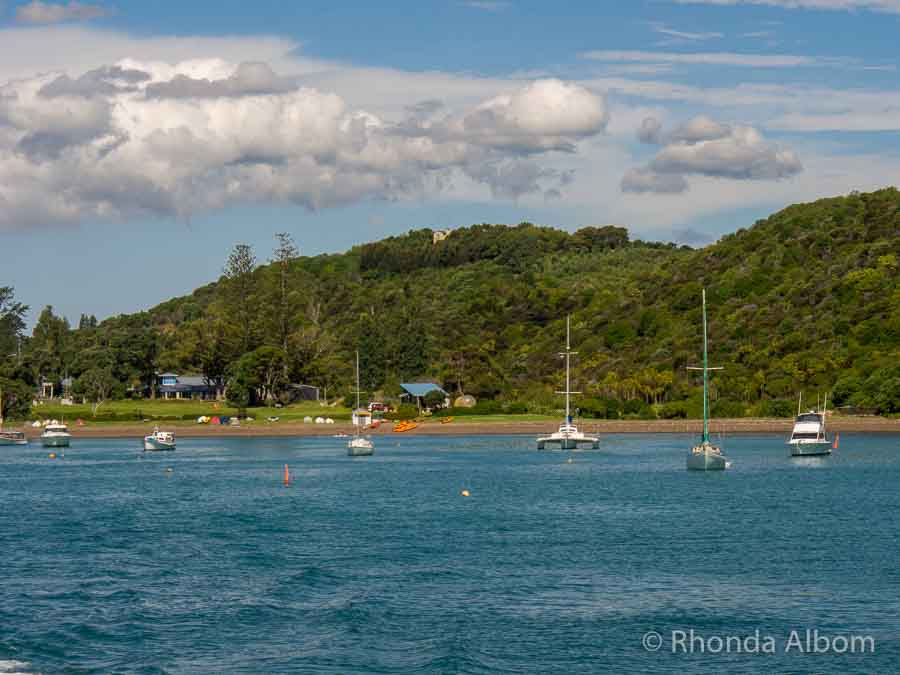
<box><xmin>440</xmin><ymin>417</ymin><xmax>454</xmax><ymax>424</ymax></box>
<box><xmin>393</xmin><ymin>421</ymin><xmax>418</xmax><ymax>432</ymax></box>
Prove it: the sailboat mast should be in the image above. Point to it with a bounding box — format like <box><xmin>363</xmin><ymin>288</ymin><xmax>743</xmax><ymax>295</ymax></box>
<box><xmin>355</xmin><ymin>350</ymin><xmax>361</xmax><ymax>412</ymax></box>
<box><xmin>565</xmin><ymin>316</ymin><xmax>571</xmax><ymax>423</ymax></box>
<box><xmin>702</xmin><ymin>289</ymin><xmax>709</xmax><ymax>443</ymax></box>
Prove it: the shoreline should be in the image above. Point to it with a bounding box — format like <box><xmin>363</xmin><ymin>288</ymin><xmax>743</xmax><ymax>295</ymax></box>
<box><xmin>15</xmin><ymin>417</ymin><xmax>900</xmax><ymax>439</ymax></box>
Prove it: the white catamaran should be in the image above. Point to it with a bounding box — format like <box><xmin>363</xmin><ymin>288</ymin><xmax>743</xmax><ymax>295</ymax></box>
<box><xmin>537</xmin><ymin>316</ymin><xmax>599</xmax><ymax>451</ymax></box>
<box><xmin>686</xmin><ymin>289</ymin><xmax>729</xmax><ymax>471</ymax></box>
<box><xmin>348</xmin><ymin>350</ymin><xmax>374</xmax><ymax>457</ymax></box>
<box><xmin>0</xmin><ymin>385</ymin><xmax>28</xmax><ymax>446</ymax></box>
<box><xmin>788</xmin><ymin>392</ymin><xmax>833</xmax><ymax>457</ymax></box>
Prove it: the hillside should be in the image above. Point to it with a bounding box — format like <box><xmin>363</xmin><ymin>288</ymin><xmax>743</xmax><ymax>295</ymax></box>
<box><xmin>8</xmin><ymin>188</ymin><xmax>900</xmax><ymax>419</ymax></box>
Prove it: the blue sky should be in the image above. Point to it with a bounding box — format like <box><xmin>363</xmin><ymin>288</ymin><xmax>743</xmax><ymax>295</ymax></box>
<box><xmin>0</xmin><ymin>0</ymin><xmax>898</xmax><ymax>325</ymax></box>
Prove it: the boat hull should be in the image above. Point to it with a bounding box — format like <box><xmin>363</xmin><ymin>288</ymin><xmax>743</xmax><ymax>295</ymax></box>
<box><xmin>347</xmin><ymin>443</ymin><xmax>374</xmax><ymax>457</ymax></box>
<box><xmin>686</xmin><ymin>446</ymin><xmax>728</xmax><ymax>471</ymax></box>
<box><xmin>41</xmin><ymin>435</ymin><xmax>70</xmax><ymax>448</ymax></box>
<box><xmin>0</xmin><ymin>435</ymin><xmax>28</xmax><ymax>446</ymax></box>
<box><xmin>789</xmin><ymin>442</ymin><xmax>831</xmax><ymax>457</ymax></box>
<box><xmin>537</xmin><ymin>438</ymin><xmax>599</xmax><ymax>450</ymax></box>
<box><xmin>144</xmin><ymin>439</ymin><xmax>176</xmax><ymax>451</ymax></box>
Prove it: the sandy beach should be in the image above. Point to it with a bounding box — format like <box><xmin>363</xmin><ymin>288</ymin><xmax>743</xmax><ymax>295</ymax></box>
<box><xmin>17</xmin><ymin>416</ymin><xmax>900</xmax><ymax>439</ymax></box>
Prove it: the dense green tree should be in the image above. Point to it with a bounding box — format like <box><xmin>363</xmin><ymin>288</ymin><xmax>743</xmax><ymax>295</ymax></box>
<box><xmin>29</xmin><ymin>306</ymin><xmax>72</xmax><ymax>388</ymax></box>
<box><xmin>223</xmin><ymin>243</ymin><xmax>259</xmax><ymax>353</ymax></box>
<box><xmin>266</xmin><ymin>232</ymin><xmax>301</xmax><ymax>357</ymax></box>
<box><xmin>0</xmin><ymin>377</ymin><xmax>31</xmax><ymax>420</ymax></box>
<box><xmin>0</xmin><ymin>287</ymin><xmax>27</xmax><ymax>364</ymax></box>
<box><xmin>74</xmin><ymin>367</ymin><xmax>117</xmax><ymax>414</ymax></box>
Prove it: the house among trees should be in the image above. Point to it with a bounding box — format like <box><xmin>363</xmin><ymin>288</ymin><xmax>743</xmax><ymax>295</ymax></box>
<box><xmin>157</xmin><ymin>373</ymin><xmax>216</xmax><ymax>400</ymax></box>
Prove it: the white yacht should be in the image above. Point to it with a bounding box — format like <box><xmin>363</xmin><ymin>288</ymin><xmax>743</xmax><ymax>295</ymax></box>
<box><xmin>686</xmin><ymin>289</ymin><xmax>729</xmax><ymax>471</ymax></box>
<box><xmin>537</xmin><ymin>316</ymin><xmax>599</xmax><ymax>451</ymax></box>
<box><xmin>788</xmin><ymin>393</ymin><xmax>832</xmax><ymax>457</ymax></box>
<box><xmin>348</xmin><ymin>350</ymin><xmax>374</xmax><ymax>457</ymax></box>
<box><xmin>144</xmin><ymin>427</ymin><xmax>176</xmax><ymax>451</ymax></box>
<box><xmin>41</xmin><ymin>422</ymin><xmax>71</xmax><ymax>448</ymax></box>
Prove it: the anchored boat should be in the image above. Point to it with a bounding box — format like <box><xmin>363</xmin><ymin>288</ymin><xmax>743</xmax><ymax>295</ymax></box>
<box><xmin>144</xmin><ymin>427</ymin><xmax>176</xmax><ymax>451</ymax></box>
<box><xmin>686</xmin><ymin>289</ymin><xmax>729</xmax><ymax>471</ymax></box>
<box><xmin>788</xmin><ymin>393</ymin><xmax>832</xmax><ymax>457</ymax></box>
<box><xmin>348</xmin><ymin>350</ymin><xmax>374</xmax><ymax>456</ymax></box>
<box><xmin>41</xmin><ymin>422</ymin><xmax>71</xmax><ymax>448</ymax></box>
<box><xmin>537</xmin><ymin>316</ymin><xmax>599</xmax><ymax>451</ymax></box>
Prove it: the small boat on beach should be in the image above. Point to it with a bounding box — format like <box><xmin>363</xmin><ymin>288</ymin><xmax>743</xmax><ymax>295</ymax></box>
<box><xmin>144</xmin><ymin>428</ymin><xmax>176</xmax><ymax>451</ymax></box>
<box><xmin>788</xmin><ymin>393</ymin><xmax>833</xmax><ymax>457</ymax></box>
<box><xmin>393</xmin><ymin>421</ymin><xmax>418</xmax><ymax>433</ymax></box>
<box><xmin>537</xmin><ymin>316</ymin><xmax>599</xmax><ymax>450</ymax></box>
<box><xmin>686</xmin><ymin>289</ymin><xmax>729</xmax><ymax>471</ymax></box>
<box><xmin>41</xmin><ymin>422</ymin><xmax>71</xmax><ymax>448</ymax></box>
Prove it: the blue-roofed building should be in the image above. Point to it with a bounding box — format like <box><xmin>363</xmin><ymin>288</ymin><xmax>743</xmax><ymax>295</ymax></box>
<box><xmin>400</xmin><ymin>382</ymin><xmax>449</xmax><ymax>411</ymax></box>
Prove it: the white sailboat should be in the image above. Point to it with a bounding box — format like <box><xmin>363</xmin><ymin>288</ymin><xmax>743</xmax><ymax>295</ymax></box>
<box><xmin>788</xmin><ymin>392</ymin><xmax>832</xmax><ymax>457</ymax></box>
<box><xmin>348</xmin><ymin>350</ymin><xmax>374</xmax><ymax>457</ymax></box>
<box><xmin>0</xmin><ymin>385</ymin><xmax>28</xmax><ymax>446</ymax></box>
<box><xmin>537</xmin><ymin>316</ymin><xmax>599</xmax><ymax>450</ymax></box>
<box><xmin>144</xmin><ymin>427</ymin><xmax>176</xmax><ymax>451</ymax></box>
<box><xmin>686</xmin><ymin>289</ymin><xmax>729</xmax><ymax>471</ymax></box>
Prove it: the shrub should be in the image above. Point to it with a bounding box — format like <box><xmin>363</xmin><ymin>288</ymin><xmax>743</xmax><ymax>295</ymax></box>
<box><xmin>385</xmin><ymin>403</ymin><xmax>419</xmax><ymax>420</ymax></box>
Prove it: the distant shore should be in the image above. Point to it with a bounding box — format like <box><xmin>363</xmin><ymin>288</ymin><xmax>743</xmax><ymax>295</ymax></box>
<box><xmin>16</xmin><ymin>416</ymin><xmax>900</xmax><ymax>439</ymax></box>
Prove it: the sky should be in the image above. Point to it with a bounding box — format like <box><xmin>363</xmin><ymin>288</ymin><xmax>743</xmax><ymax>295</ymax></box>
<box><xmin>0</xmin><ymin>0</ymin><xmax>898</xmax><ymax>326</ymax></box>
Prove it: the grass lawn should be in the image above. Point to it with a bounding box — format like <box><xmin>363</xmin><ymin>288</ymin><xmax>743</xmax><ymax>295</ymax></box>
<box><xmin>30</xmin><ymin>399</ymin><xmax>352</xmax><ymax>424</ymax></box>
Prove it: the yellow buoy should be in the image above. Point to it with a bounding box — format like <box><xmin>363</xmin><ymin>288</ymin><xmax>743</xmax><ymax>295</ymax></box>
<box><xmin>48</xmin><ymin>452</ymin><xmax>56</xmax><ymax>459</ymax></box>
<box><xmin>461</xmin><ymin>489</ymin><xmax>470</xmax><ymax>497</ymax></box>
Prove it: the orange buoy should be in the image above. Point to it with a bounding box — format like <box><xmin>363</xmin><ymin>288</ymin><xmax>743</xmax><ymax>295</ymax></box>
<box><xmin>283</xmin><ymin>464</ymin><xmax>290</xmax><ymax>487</ymax></box>
<box><xmin>461</xmin><ymin>489</ymin><xmax>470</xmax><ymax>497</ymax></box>
<box><xmin>832</xmin><ymin>432</ymin><xmax>840</xmax><ymax>450</ymax></box>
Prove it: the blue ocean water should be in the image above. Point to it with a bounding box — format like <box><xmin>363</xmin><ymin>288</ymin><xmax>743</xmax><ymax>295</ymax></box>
<box><xmin>1</xmin><ymin>433</ymin><xmax>899</xmax><ymax>674</ymax></box>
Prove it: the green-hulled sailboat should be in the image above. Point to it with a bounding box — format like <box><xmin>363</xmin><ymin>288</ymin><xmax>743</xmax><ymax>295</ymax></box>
<box><xmin>686</xmin><ymin>289</ymin><xmax>730</xmax><ymax>471</ymax></box>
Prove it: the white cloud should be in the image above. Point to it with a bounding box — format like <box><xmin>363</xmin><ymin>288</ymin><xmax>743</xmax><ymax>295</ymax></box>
<box><xmin>650</xmin><ymin>22</ymin><xmax>725</xmax><ymax>41</ymax></box>
<box><xmin>622</xmin><ymin>116</ymin><xmax>803</xmax><ymax>193</ymax></box>
<box><xmin>581</xmin><ymin>49</ymin><xmax>821</xmax><ymax>67</ymax></box>
<box><xmin>671</xmin><ymin>0</ymin><xmax>900</xmax><ymax>13</ymax></box>
<box><xmin>0</xmin><ymin>62</ymin><xmax>607</xmax><ymax>229</ymax></box>
<box><xmin>769</xmin><ymin>110</ymin><xmax>900</xmax><ymax>131</ymax></box>
<box><xmin>582</xmin><ymin>76</ymin><xmax>900</xmax><ymax>133</ymax></box>
<box><xmin>637</xmin><ymin>116</ymin><xmax>663</xmax><ymax>143</ymax></box>
<box><xmin>16</xmin><ymin>1</ymin><xmax>109</xmax><ymax>23</ymax></box>
<box><xmin>461</xmin><ymin>1</ymin><xmax>511</xmax><ymax>10</ymax></box>
<box><xmin>621</xmin><ymin>168</ymin><xmax>689</xmax><ymax>193</ymax></box>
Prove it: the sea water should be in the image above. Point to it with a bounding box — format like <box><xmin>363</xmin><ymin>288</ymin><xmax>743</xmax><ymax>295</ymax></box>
<box><xmin>1</xmin><ymin>433</ymin><xmax>898</xmax><ymax>673</ymax></box>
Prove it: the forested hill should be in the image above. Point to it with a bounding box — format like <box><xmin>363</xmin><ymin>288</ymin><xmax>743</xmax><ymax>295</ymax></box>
<box><xmin>9</xmin><ymin>187</ymin><xmax>900</xmax><ymax>418</ymax></box>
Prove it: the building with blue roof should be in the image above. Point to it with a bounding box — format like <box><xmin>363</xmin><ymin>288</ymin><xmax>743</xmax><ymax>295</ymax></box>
<box><xmin>400</xmin><ymin>382</ymin><xmax>449</xmax><ymax>411</ymax></box>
